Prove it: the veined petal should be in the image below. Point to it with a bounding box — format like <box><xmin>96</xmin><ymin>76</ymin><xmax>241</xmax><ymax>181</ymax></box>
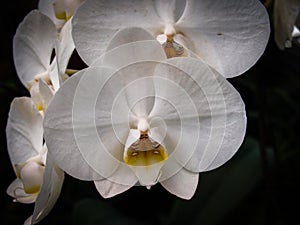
<box><xmin>149</xmin><ymin>75</ymin><xmax>201</xmax><ymax>175</ymax></box>
<box><xmin>39</xmin><ymin>79</ymin><xmax>54</xmax><ymax>108</ymax></box>
<box><xmin>94</xmin><ymin>179</ymin><xmax>135</xmax><ymax>198</ymax></box>
<box><xmin>106</xmin><ymin>27</ymin><xmax>155</xmax><ymax>51</ymax></box>
<box><xmin>44</xmin><ymin>69</ymin><xmax>104</xmax><ymax>180</ymax></box>
<box><xmin>159</xmin><ymin>57</ymin><xmax>246</xmax><ymax>172</ymax></box>
<box><xmin>31</xmin><ymin>154</ymin><xmax>64</xmax><ymax>224</ymax></box>
<box><xmin>56</xmin><ymin>18</ymin><xmax>75</xmax><ymax>86</ymax></box>
<box><xmin>6</xmin><ymin>97</ymin><xmax>43</xmax><ymax>166</ymax></box>
<box><xmin>274</xmin><ymin>0</ymin><xmax>300</xmax><ymax>49</ymax></box>
<box><xmin>160</xmin><ymin>168</ymin><xmax>198</xmax><ymax>200</ymax></box>
<box><xmin>49</xmin><ymin>57</ymin><xmax>60</xmax><ymax>92</ymax></box>
<box><xmin>92</xmin><ymin>39</ymin><xmax>166</xmax><ymax>72</ymax></box>
<box><xmin>107</xmin><ymin>62</ymin><xmax>157</xmax><ymax>118</ymax></box>
<box><xmin>154</xmin><ymin>0</ymin><xmax>186</xmax><ymax>23</ymax></box>
<box><xmin>13</xmin><ymin>10</ymin><xmax>56</xmax><ymax>87</ymax></box>
<box><xmin>72</xmin><ymin>0</ymin><xmax>161</xmax><ymax>65</ymax></box>
<box><xmin>176</xmin><ymin>0</ymin><xmax>270</xmax><ymax>77</ymax></box>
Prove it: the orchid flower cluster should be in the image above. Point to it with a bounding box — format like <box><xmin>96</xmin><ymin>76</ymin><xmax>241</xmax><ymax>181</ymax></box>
<box><xmin>6</xmin><ymin>0</ymin><xmax>270</xmax><ymax>224</ymax></box>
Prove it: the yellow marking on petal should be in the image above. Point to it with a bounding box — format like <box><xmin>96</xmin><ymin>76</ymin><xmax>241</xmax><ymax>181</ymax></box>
<box><xmin>124</xmin><ymin>134</ymin><xmax>168</xmax><ymax>166</ymax></box>
<box><xmin>36</xmin><ymin>103</ymin><xmax>44</xmax><ymax>111</ymax></box>
<box><xmin>24</xmin><ymin>185</ymin><xmax>40</xmax><ymax>194</ymax></box>
<box><xmin>55</xmin><ymin>11</ymin><xmax>67</xmax><ymax>20</ymax></box>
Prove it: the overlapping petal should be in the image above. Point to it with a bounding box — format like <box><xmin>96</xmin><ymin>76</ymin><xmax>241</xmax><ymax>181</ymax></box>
<box><xmin>55</xmin><ymin>18</ymin><xmax>75</xmax><ymax>86</ymax></box>
<box><xmin>175</xmin><ymin>0</ymin><xmax>270</xmax><ymax>77</ymax></box>
<box><xmin>43</xmin><ymin>69</ymin><xmax>104</xmax><ymax>180</ymax></box>
<box><xmin>6</xmin><ymin>97</ymin><xmax>43</xmax><ymax>166</ymax></box>
<box><xmin>72</xmin><ymin>0</ymin><xmax>269</xmax><ymax>77</ymax></box>
<box><xmin>31</xmin><ymin>154</ymin><xmax>64</xmax><ymax>224</ymax></box>
<box><xmin>156</xmin><ymin>58</ymin><xmax>246</xmax><ymax>172</ymax></box>
<box><xmin>13</xmin><ymin>10</ymin><xmax>56</xmax><ymax>88</ymax></box>
<box><xmin>94</xmin><ymin>179</ymin><xmax>135</xmax><ymax>198</ymax></box>
<box><xmin>160</xmin><ymin>168</ymin><xmax>198</xmax><ymax>200</ymax></box>
<box><xmin>72</xmin><ymin>0</ymin><xmax>161</xmax><ymax>64</ymax></box>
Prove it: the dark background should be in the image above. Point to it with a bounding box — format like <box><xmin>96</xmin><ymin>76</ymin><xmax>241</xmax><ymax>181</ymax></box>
<box><xmin>1</xmin><ymin>1</ymin><xmax>299</xmax><ymax>225</ymax></box>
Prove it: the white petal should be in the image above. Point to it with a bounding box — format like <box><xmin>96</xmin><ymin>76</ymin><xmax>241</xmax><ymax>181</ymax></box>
<box><xmin>38</xmin><ymin>79</ymin><xmax>54</xmax><ymax>108</ymax></box>
<box><xmin>94</xmin><ymin>179</ymin><xmax>134</xmax><ymax>198</ymax></box>
<box><xmin>274</xmin><ymin>0</ymin><xmax>300</xmax><ymax>49</ymax></box>
<box><xmin>107</xmin><ymin>62</ymin><xmax>157</xmax><ymax>118</ymax></box>
<box><xmin>149</xmin><ymin>63</ymin><xmax>202</xmax><ymax>173</ymax></box>
<box><xmin>49</xmin><ymin>57</ymin><xmax>60</xmax><ymax>92</ymax></box>
<box><xmin>72</xmin><ymin>0</ymin><xmax>161</xmax><ymax>64</ymax></box>
<box><xmin>44</xmin><ymin>68</ymin><xmax>120</xmax><ymax>180</ymax></box>
<box><xmin>156</xmin><ymin>57</ymin><xmax>246</xmax><ymax>172</ymax></box>
<box><xmin>20</xmin><ymin>161</ymin><xmax>45</xmax><ymax>194</ymax></box>
<box><xmin>154</xmin><ymin>0</ymin><xmax>186</xmax><ymax>23</ymax></box>
<box><xmin>6</xmin><ymin>97</ymin><xmax>43</xmax><ymax>166</ymax></box>
<box><xmin>56</xmin><ymin>19</ymin><xmax>75</xmax><ymax>84</ymax></box>
<box><xmin>160</xmin><ymin>168</ymin><xmax>199</xmax><ymax>200</ymax></box>
<box><xmin>130</xmin><ymin>162</ymin><xmax>164</xmax><ymax>187</ymax></box>
<box><xmin>44</xmin><ymin>70</ymin><xmax>102</xmax><ymax>180</ymax></box>
<box><xmin>13</xmin><ymin>10</ymin><xmax>56</xmax><ymax>87</ymax></box>
<box><xmin>92</xmin><ymin>39</ymin><xmax>166</xmax><ymax>72</ymax></box>
<box><xmin>176</xmin><ymin>0</ymin><xmax>270</xmax><ymax>77</ymax></box>
<box><xmin>106</xmin><ymin>27</ymin><xmax>155</xmax><ymax>52</ymax></box>
<box><xmin>31</xmin><ymin>154</ymin><xmax>64</xmax><ymax>224</ymax></box>
<box><xmin>7</xmin><ymin>179</ymin><xmax>37</xmax><ymax>204</ymax></box>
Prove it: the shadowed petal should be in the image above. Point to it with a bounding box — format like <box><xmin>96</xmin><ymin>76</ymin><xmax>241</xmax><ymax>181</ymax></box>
<box><xmin>13</xmin><ymin>10</ymin><xmax>56</xmax><ymax>87</ymax></box>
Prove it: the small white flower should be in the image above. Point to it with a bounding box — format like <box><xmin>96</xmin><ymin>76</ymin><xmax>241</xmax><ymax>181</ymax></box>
<box><xmin>72</xmin><ymin>0</ymin><xmax>270</xmax><ymax>77</ymax></box>
<box><xmin>13</xmin><ymin>10</ymin><xmax>75</xmax><ymax>92</ymax></box>
<box><xmin>273</xmin><ymin>0</ymin><xmax>300</xmax><ymax>49</ymax></box>
<box><xmin>44</xmin><ymin>28</ymin><xmax>246</xmax><ymax>199</ymax></box>
<box><xmin>8</xmin><ymin>9</ymin><xmax>74</xmax><ymax>224</ymax></box>
<box><xmin>6</xmin><ymin>83</ymin><xmax>64</xmax><ymax>224</ymax></box>
<box><xmin>6</xmin><ymin>97</ymin><xmax>45</xmax><ymax>204</ymax></box>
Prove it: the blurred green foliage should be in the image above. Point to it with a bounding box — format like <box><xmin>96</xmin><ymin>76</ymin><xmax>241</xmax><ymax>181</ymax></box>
<box><xmin>1</xmin><ymin>1</ymin><xmax>299</xmax><ymax>225</ymax></box>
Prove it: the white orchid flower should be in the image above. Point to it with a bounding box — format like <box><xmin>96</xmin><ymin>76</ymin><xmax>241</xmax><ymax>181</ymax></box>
<box><xmin>72</xmin><ymin>0</ymin><xmax>270</xmax><ymax>78</ymax></box>
<box><xmin>13</xmin><ymin>10</ymin><xmax>75</xmax><ymax>92</ymax></box>
<box><xmin>39</xmin><ymin>0</ymin><xmax>85</xmax><ymax>29</ymax></box>
<box><xmin>274</xmin><ymin>0</ymin><xmax>300</xmax><ymax>49</ymax></box>
<box><xmin>6</xmin><ymin>97</ymin><xmax>45</xmax><ymax>204</ymax></box>
<box><xmin>44</xmin><ymin>28</ymin><xmax>246</xmax><ymax>199</ymax></box>
<box><xmin>6</xmin><ymin>80</ymin><xmax>64</xmax><ymax>224</ymax></box>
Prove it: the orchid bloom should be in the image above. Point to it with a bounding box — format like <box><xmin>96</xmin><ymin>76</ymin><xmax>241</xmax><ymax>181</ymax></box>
<box><xmin>6</xmin><ymin>97</ymin><xmax>45</xmax><ymax>204</ymax></box>
<box><xmin>38</xmin><ymin>0</ymin><xmax>85</xmax><ymax>29</ymax></box>
<box><xmin>7</xmin><ymin>9</ymin><xmax>74</xmax><ymax>224</ymax></box>
<box><xmin>6</xmin><ymin>81</ymin><xmax>64</xmax><ymax>224</ymax></box>
<box><xmin>43</xmin><ymin>28</ymin><xmax>246</xmax><ymax>199</ymax></box>
<box><xmin>13</xmin><ymin>10</ymin><xmax>75</xmax><ymax>92</ymax></box>
<box><xmin>274</xmin><ymin>0</ymin><xmax>300</xmax><ymax>49</ymax></box>
<box><xmin>72</xmin><ymin>0</ymin><xmax>270</xmax><ymax>78</ymax></box>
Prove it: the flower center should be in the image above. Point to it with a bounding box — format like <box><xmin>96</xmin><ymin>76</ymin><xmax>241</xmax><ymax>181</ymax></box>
<box><xmin>124</xmin><ymin>133</ymin><xmax>168</xmax><ymax>166</ymax></box>
<box><xmin>157</xmin><ymin>24</ymin><xmax>187</xmax><ymax>58</ymax></box>
<box><xmin>124</xmin><ymin>118</ymin><xmax>168</xmax><ymax>167</ymax></box>
<box><xmin>162</xmin><ymin>39</ymin><xmax>186</xmax><ymax>58</ymax></box>
<box><xmin>15</xmin><ymin>160</ymin><xmax>45</xmax><ymax>194</ymax></box>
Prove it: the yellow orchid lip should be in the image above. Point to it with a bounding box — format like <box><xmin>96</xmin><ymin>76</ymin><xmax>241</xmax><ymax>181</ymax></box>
<box><xmin>124</xmin><ymin>133</ymin><xmax>168</xmax><ymax>167</ymax></box>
